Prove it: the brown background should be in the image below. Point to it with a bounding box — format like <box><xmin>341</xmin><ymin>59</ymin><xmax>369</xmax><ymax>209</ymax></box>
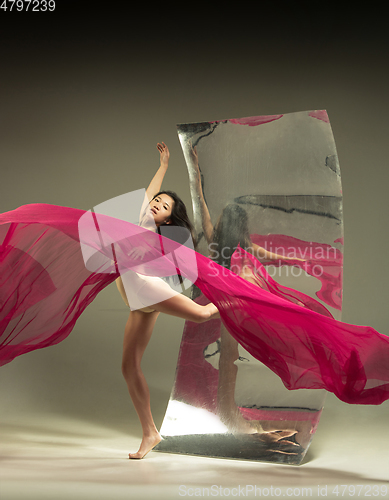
<box><xmin>1</xmin><ymin>1</ymin><xmax>388</xmax><ymax>470</ymax></box>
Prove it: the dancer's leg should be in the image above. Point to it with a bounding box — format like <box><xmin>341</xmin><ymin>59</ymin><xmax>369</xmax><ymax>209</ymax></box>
<box><xmin>217</xmin><ymin>324</ymin><xmax>258</xmax><ymax>434</ymax></box>
<box><xmin>216</xmin><ymin>325</ymin><xmax>298</xmax><ymax>442</ymax></box>
<box><xmin>122</xmin><ymin>310</ymin><xmax>162</xmax><ymax>459</ymax></box>
<box><xmin>122</xmin><ymin>295</ymin><xmax>218</xmax><ymax>459</ymax></box>
<box><xmin>152</xmin><ymin>292</ymin><xmax>219</xmax><ymax>322</ymax></box>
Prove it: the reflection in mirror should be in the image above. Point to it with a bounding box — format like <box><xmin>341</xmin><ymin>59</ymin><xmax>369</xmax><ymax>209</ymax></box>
<box><xmin>155</xmin><ymin>111</ymin><xmax>343</xmax><ymax>464</ymax></box>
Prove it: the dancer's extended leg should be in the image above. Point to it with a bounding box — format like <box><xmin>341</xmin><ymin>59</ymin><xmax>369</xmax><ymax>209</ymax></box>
<box><xmin>217</xmin><ymin>324</ymin><xmax>258</xmax><ymax>434</ymax></box>
<box><xmin>122</xmin><ymin>293</ymin><xmax>219</xmax><ymax>459</ymax></box>
<box><xmin>152</xmin><ymin>292</ymin><xmax>219</xmax><ymax>322</ymax></box>
<box><xmin>122</xmin><ymin>310</ymin><xmax>162</xmax><ymax>459</ymax></box>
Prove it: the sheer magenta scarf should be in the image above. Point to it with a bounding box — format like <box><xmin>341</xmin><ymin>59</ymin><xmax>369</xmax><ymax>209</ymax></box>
<box><xmin>1</xmin><ymin>203</ymin><xmax>388</xmax><ymax>405</ymax></box>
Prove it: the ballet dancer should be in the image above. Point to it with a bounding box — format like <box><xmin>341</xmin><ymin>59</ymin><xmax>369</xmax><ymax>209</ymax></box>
<box><xmin>117</xmin><ymin>142</ymin><xmax>219</xmax><ymax>459</ymax></box>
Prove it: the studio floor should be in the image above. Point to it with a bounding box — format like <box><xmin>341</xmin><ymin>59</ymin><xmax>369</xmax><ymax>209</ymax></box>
<box><xmin>1</xmin><ymin>393</ymin><xmax>388</xmax><ymax>500</ymax></box>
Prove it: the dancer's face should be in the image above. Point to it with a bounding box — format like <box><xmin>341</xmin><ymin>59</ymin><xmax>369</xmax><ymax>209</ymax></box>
<box><xmin>150</xmin><ymin>194</ymin><xmax>174</xmax><ymax>226</ymax></box>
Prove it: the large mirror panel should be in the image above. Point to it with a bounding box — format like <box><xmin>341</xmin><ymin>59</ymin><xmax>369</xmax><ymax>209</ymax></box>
<box><xmin>156</xmin><ymin>110</ymin><xmax>343</xmax><ymax>464</ymax></box>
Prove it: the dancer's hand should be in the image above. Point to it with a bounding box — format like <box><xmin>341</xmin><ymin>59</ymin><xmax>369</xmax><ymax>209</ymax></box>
<box><xmin>128</xmin><ymin>246</ymin><xmax>148</xmax><ymax>261</ymax></box>
<box><xmin>157</xmin><ymin>142</ymin><xmax>169</xmax><ymax>168</ymax></box>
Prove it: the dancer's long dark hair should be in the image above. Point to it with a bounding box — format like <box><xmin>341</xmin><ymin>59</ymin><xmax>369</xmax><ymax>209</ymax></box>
<box><xmin>212</xmin><ymin>204</ymin><xmax>251</xmax><ymax>269</ymax></box>
<box><xmin>152</xmin><ymin>190</ymin><xmax>196</xmax><ymax>285</ymax></box>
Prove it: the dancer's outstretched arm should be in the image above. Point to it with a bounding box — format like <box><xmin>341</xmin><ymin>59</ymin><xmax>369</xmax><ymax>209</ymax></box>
<box><xmin>250</xmin><ymin>243</ymin><xmax>305</xmax><ymax>262</ymax></box>
<box><xmin>152</xmin><ymin>291</ymin><xmax>219</xmax><ymax>322</ymax></box>
<box><xmin>189</xmin><ymin>144</ymin><xmax>214</xmax><ymax>244</ymax></box>
<box><xmin>146</xmin><ymin>142</ymin><xmax>170</xmax><ymax>200</ymax></box>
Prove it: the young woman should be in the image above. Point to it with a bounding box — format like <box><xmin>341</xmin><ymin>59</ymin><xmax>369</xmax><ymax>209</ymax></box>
<box><xmin>117</xmin><ymin>142</ymin><xmax>219</xmax><ymax>459</ymax></box>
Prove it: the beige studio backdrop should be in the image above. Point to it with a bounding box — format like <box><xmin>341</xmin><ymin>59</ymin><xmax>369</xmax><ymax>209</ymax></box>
<box><xmin>0</xmin><ymin>6</ymin><xmax>388</xmax><ymax>497</ymax></box>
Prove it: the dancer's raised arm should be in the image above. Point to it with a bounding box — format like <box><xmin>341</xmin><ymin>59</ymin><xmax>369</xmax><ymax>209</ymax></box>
<box><xmin>146</xmin><ymin>142</ymin><xmax>170</xmax><ymax>201</ymax></box>
<box><xmin>250</xmin><ymin>243</ymin><xmax>305</xmax><ymax>262</ymax></box>
<box><xmin>189</xmin><ymin>144</ymin><xmax>214</xmax><ymax>244</ymax></box>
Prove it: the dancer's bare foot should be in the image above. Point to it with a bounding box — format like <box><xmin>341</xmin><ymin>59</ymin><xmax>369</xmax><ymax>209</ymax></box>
<box><xmin>260</xmin><ymin>419</ymin><xmax>313</xmax><ymax>448</ymax></box>
<box><xmin>129</xmin><ymin>432</ymin><xmax>162</xmax><ymax>459</ymax></box>
<box><xmin>256</xmin><ymin>429</ymin><xmax>299</xmax><ymax>445</ymax></box>
<box><xmin>269</xmin><ymin>448</ymin><xmax>299</xmax><ymax>456</ymax></box>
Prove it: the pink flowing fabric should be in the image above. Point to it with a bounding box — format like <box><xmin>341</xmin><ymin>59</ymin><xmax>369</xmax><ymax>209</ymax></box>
<box><xmin>251</xmin><ymin>234</ymin><xmax>343</xmax><ymax>310</ymax></box>
<box><xmin>172</xmin><ymin>249</ymin><xmax>334</xmax><ymax>412</ymax></box>
<box><xmin>1</xmin><ymin>204</ymin><xmax>389</xmax><ymax>405</ymax></box>
<box><xmin>229</xmin><ymin>115</ymin><xmax>283</xmax><ymax>126</ymax></box>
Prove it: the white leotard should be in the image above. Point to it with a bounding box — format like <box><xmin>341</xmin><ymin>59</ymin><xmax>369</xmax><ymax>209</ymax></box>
<box><xmin>115</xmin><ymin>192</ymin><xmax>178</xmax><ymax>312</ymax></box>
